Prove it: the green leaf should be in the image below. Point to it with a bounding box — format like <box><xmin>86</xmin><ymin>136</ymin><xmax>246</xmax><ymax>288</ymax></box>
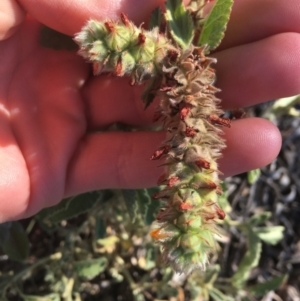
<box><xmin>0</xmin><ymin>221</ymin><xmax>30</xmax><ymax>261</ymax></box>
<box><xmin>253</xmin><ymin>226</ymin><xmax>284</xmax><ymax>245</ymax></box>
<box><xmin>137</xmin><ymin>188</ymin><xmax>161</xmax><ymax>225</ymax></box>
<box><xmin>37</xmin><ymin>191</ymin><xmax>100</xmax><ymax>224</ymax></box>
<box><xmin>232</xmin><ymin>228</ymin><xmax>262</xmax><ymax>288</ymax></box>
<box><xmin>95</xmin><ymin>216</ymin><xmax>106</xmax><ymax>240</ymax></box>
<box><xmin>209</xmin><ymin>287</ymin><xmax>235</xmax><ymax>301</ymax></box>
<box><xmin>271</xmin><ymin>95</ymin><xmax>300</xmax><ymax>116</ymax></box>
<box><xmin>198</xmin><ymin>0</ymin><xmax>233</xmax><ymax>50</ymax></box>
<box><xmin>149</xmin><ymin>7</ymin><xmax>163</xmax><ymax>29</ymax></box>
<box><xmin>165</xmin><ymin>0</ymin><xmax>194</xmax><ymax>49</ymax></box>
<box><xmin>144</xmin><ymin>198</ymin><xmax>160</xmax><ymax>225</ymax></box>
<box><xmin>75</xmin><ymin>257</ymin><xmax>108</xmax><ymax>280</ymax></box>
<box><xmin>249</xmin><ymin>212</ymin><xmax>272</xmax><ymax>226</ymax></box>
<box><xmin>247</xmin><ymin>168</ymin><xmax>261</xmax><ymax>184</ymax></box>
<box><xmin>142</xmin><ymin>244</ymin><xmax>157</xmax><ymax>270</ymax></box>
<box><xmin>122</xmin><ymin>189</ymin><xmax>138</xmax><ymax>222</ymax></box>
<box><xmin>22</xmin><ymin>293</ymin><xmax>60</xmax><ymax>301</ymax></box>
<box><xmin>248</xmin><ymin>274</ymin><xmax>288</xmax><ymax>296</ymax></box>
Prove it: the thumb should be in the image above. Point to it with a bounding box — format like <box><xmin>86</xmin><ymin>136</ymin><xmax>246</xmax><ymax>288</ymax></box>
<box><xmin>0</xmin><ymin>0</ymin><xmax>26</xmax><ymax>40</ymax></box>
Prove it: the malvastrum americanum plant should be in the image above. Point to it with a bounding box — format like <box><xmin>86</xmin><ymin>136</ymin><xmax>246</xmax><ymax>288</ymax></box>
<box><xmin>74</xmin><ymin>0</ymin><xmax>234</xmax><ymax>274</ymax></box>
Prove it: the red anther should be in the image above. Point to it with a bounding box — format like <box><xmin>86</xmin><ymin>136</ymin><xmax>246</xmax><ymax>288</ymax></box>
<box><xmin>120</xmin><ymin>13</ymin><xmax>130</xmax><ymax>26</ymax></box>
<box><xmin>216</xmin><ymin>185</ymin><xmax>223</xmax><ymax>195</ymax></box>
<box><xmin>216</xmin><ymin>207</ymin><xmax>226</xmax><ymax>220</ymax></box>
<box><xmin>160</xmin><ymin>86</ymin><xmax>173</xmax><ymax>92</ymax></box>
<box><xmin>104</xmin><ymin>21</ymin><xmax>115</xmax><ymax>33</ymax></box>
<box><xmin>208</xmin><ymin>114</ymin><xmax>231</xmax><ymax>128</ymax></box>
<box><xmin>157</xmin><ymin>173</ymin><xmax>167</xmax><ymax>185</ymax></box>
<box><xmin>150</xmin><ymin>145</ymin><xmax>170</xmax><ymax>160</ymax></box>
<box><xmin>185</xmin><ymin>126</ymin><xmax>197</xmax><ymax>137</ymax></box>
<box><xmin>180</xmin><ymin>106</ymin><xmax>190</xmax><ymax>120</ymax></box>
<box><xmin>199</xmin><ymin>180</ymin><xmax>217</xmax><ymax>190</ymax></box>
<box><xmin>167</xmin><ymin>49</ymin><xmax>179</xmax><ymax>62</ymax></box>
<box><xmin>167</xmin><ymin>176</ymin><xmax>179</xmax><ymax>187</ymax></box>
<box><xmin>179</xmin><ymin>203</ymin><xmax>193</xmax><ymax>210</ymax></box>
<box><xmin>195</xmin><ymin>158</ymin><xmax>210</xmax><ymax>169</ymax></box>
<box><xmin>115</xmin><ymin>57</ymin><xmax>122</xmax><ymax>76</ymax></box>
<box><xmin>204</xmin><ymin>213</ymin><xmax>216</xmax><ymax>221</ymax></box>
<box><xmin>138</xmin><ymin>32</ymin><xmax>146</xmax><ymax>45</ymax></box>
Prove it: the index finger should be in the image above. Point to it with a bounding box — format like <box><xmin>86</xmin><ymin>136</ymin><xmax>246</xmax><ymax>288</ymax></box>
<box><xmin>218</xmin><ymin>0</ymin><xmax>300</xmax><ymax>50</ymax></box>
<box><xmin>18</xmin><ymin>0</ymin><xmax>168</xmax><ymax>35</ymax></box>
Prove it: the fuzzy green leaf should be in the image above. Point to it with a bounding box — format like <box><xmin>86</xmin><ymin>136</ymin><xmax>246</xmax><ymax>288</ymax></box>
<box><xmin>22</xmin><ymin>293</ymin><xmax>60</xmax><ymax>301</ymax></box>
<box><xmin>165</xmin><ymin>0</ymin><xmax>194</xmax><ymax>49</ymax></box>
<box><xmin>75</xmin><ymin>257</ymin><xmax>108</xmax><ymax>280</ymax></box>
<box><xmin>209</xmin><ymin>287</ymin><xmax>235</xmax><ymax>301</ymax></box>
<box><xmin>0</xmin><ymin>222</ymin><xmax>30</xmax><ymax>261</ymax></box>
<box><xmin>248</xmin><ymin>275</ymin><xmax>288</xmax><ymax>296</ymax></box>
<box><xmin>198</xmin><ymin>0</ymin><xmax>233</xmax><ymax>50</ymax></box>
<box><xmin>250</xmin><ymin>212</ymin><xmax>272</xmax><ymax>226</ymax></box>
<box><xmin>232</xmin><ymin>228</ymin><xmax>262</xmax><ymax>288</ymax></box>
<box><xmin>254</xmin><ymin>226</ymin><xmax>284</xmax><ymax>245</ymax></box>
<box><xmin>149</xmin><ymin>7</ymin><xmax>163</xmax><ymax>29</ymax></box>
<box><xmin>37</xmin><ymin>192</ymin><xmax>100</xmax><ymax>224</ymax></box>
<box><xmin>122</xmin><ymin>189</ymin><xmax>138</xmax><ymax>222</ymax></box>
<box><xmin>95</xmin><ymin>216</ymin><xmax>106</xmax><ymax>240</ymax></box>
<box><xmin>138</xmin><ymin>188</ymin><xmax>161</xmax><ymax>225</ymax></box>
<box><xmin>218</xmin><ymin>182</ymin><xmax>232</xmax><ymax>213</ymax></box>
<box><xmin>247</xmin><ymin>168</ymin><xmax>261</xmax><ymax>184</ymax></box>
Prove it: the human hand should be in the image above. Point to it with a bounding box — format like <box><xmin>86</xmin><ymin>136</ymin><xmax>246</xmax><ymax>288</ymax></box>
<box><xmin>0</xmin><ymin>0</ymin><xmax>299</xmax><ymax>222</ymax></box>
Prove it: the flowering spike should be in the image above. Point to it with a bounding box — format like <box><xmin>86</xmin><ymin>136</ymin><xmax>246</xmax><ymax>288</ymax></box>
<box><xmin>75</xmin><ymin>18</ymin><xmax>177</xmax><ymax>83</ymax></box>
<box><xmin>76</xmin><ymin>8</ymin><xmax>229</xmax><ymax>273</ymax></box>
<box><xmin>208</xmin><ymin>114</ymin><xmax>231</xmax><ymax>128</ymax></box>
<box><xmin>120</xmin><ymin>13</ymin><xmax>130</xmax><ymax>27</ymax></box>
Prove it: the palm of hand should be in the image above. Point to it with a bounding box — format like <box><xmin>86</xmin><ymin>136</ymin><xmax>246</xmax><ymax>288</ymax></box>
<box><xmin>1</xmin><ymin>19</ymin><xmax>88</xmax><ymax>220</ymax></box>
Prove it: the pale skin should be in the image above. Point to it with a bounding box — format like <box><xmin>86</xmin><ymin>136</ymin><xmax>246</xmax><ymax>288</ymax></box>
<box><xmin>0</xmin><ymin>0</ymin><xmax>299</xmax><ymax>222</ymax></box>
